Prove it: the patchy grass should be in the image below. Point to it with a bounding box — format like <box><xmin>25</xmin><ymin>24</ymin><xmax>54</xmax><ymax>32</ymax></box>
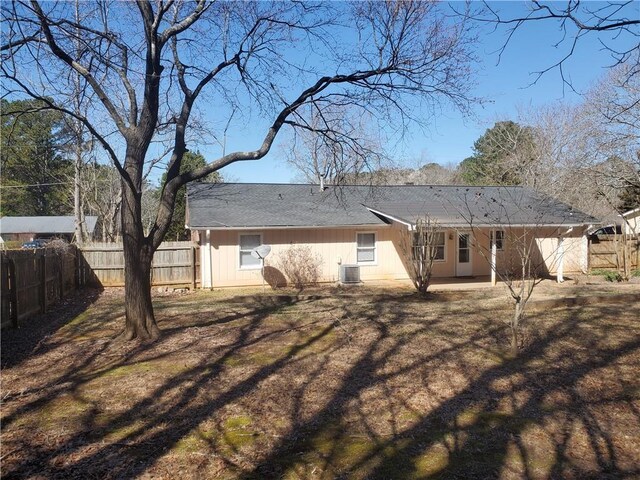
<box><xmin>1</xmin><ymin>283</ymin><xmax>639</xmax><ymax>479</ymax></box>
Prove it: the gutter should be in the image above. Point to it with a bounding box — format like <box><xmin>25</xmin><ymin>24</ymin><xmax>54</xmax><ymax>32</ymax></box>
<box><xmin>186</xmin><ymin>224</ymin><xmax>392</xmax><ymax>231</ymax></box>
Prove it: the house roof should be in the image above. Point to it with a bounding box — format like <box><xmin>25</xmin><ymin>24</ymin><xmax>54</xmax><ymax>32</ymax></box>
<box><xmin>0</xmin><ymin>216</ymin><xmax>98</xmax><ymax>235</ymax></box>
<box><xmin>186</xmin><ymin>183</ymin><xmax>599</xmax><ymax>229</ymax></box>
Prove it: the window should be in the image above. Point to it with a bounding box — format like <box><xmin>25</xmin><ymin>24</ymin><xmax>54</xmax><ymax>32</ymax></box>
<box><xmin>490</xmin><ymin>230</ymin><xmax>504</xmax><ymax>251</ymax></box>
<box><xmin>413</xmin><ymin>231</ymin><xmax>445</xmax><ymax>261</ymax></box>
<box><xmin>434</xmin><ymin>231</ymin><xmax>446</xmax><ymax>261</ymax></box>
<box><xmin>357</xmin><ymin>232</ymin><xmax>376</xmax><ymax>263</ymax></box>
<box><xmin>239</xmin><ymin>233</ymin><xmax>262</xmax><ymax>269</ymax></box>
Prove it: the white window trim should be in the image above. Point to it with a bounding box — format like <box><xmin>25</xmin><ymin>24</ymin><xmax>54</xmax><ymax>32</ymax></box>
<box><xmin>455</xmin><ymin>230</ymin><xmax>474</xmax><ymax>276</ymax></box>
<box><xmin>433</xmin><ymin>230</ymin><xmax>447</xmax><ymax>263</ymax></box>
<box><xmin>412</xmin><ymin>229</ymin><xmax>447</xmax><ymax>263</ymax></box>
<box><xmin>356</xmin><ymin>231</ymin><xmax>377</xmax><ymax>265</ymax></box>
<box><xmin>491</xmin><ymin>229</ymin><xmax>505</xmax><ymax>251</ymax></box>
<box><xmin>238</xmin><ymin>232</ymin><xmax>263</xmax><ymax>270</ymax></box>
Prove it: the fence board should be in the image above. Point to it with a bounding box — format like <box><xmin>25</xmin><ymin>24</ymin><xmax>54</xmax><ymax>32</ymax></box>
<box><xmin>589</xmin><ymin>236</ymin><xmax>639</xmax><ymax>271</ymax></box>
<box><xmin>1</xmin><ymin>257</ymin><xmax>17</xmax><ymax>328</ymax></box>
<box><xmin>1</xmin><ymin>241</ymin><xmax>199</xmax><ymax>328</ymax></box>
<box><xmin>78</xmin><ymin>241</ymin><xmax>199</xmax><ymax>288</ymax></box>
<box><xmin>1</xmin><ymin>246</ymin><xmax>79</xmax><ymax>327</ymax></box>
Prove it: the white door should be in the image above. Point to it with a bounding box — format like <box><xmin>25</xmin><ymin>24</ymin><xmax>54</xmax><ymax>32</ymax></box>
<box><xmin>456</xmin><ymin>232</ymin><xmax>473</xmax><ymax>276</ymax></box>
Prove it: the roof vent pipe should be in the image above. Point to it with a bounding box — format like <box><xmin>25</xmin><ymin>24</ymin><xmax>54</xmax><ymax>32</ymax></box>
<box><xmin>319</xmin><ymin>174</ymin><xmax>326</xmax><ymax>191</ymax></box>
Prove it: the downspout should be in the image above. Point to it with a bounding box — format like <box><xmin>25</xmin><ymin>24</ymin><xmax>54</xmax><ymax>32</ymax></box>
<box><xmin>208</xmin><ymin>229</ymin><xmax>214</xmax><ymax>290</ymax></box>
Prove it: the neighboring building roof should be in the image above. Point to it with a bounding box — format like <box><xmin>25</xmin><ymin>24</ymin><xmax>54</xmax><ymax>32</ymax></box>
<box><xmin>0</xmin><ymin>216</ymin><xmax>98</xmax><ymax>235</ymax></box>
<box><xmin>621</xmin><ymin>206</ymin><xmax>640</xmax><ymax>218</ymax></box>
<box><xmin>187</xmin><ymin>183</ymin><xmax>599</xmax><ymax>229</ymax></box>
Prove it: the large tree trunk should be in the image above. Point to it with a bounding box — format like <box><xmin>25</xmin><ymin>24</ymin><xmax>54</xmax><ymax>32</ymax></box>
<box><xmin>120</xmin><ymin>174</ymin><xmax>160</xmax><ymax>341</ymax></box>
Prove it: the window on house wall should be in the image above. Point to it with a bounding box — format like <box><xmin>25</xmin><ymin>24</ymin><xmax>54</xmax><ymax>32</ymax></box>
<box><xmin>490</xmin><ymin>230</ymin><xmax>505</xmax><ymax>250</ymax></box>
<box><xmin>434</xmin><ymin>231</ymin><xmax>445</xmax><ymax>260</ymax></box>
<box><xmin>413</xmin><ymin>231</ymin><xmax>446</xmax><ymax>261</ymax></box>
<box><xmin>356</xmin><ymin>232</ymin><xmax>376</xmax><ymax>263</ymax></box>
<box><xmin>239</xmin><ymin>233</ymin><xmax>262</xmax><ymax>269</ymax></box>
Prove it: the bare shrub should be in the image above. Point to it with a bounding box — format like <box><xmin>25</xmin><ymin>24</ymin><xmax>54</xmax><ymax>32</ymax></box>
<box><xmin>399</xmin><ymin>216</ymin><xmax>442</xmax><ymax>297</ymax></box>
<box><xmin>277</xmin><ymin>245</ymin><xmax>322</xmax><ymax>290</ymax></box>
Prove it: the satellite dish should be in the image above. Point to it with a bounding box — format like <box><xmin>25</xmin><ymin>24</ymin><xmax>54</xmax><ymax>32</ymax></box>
<box><xmin>251</xmin><ymin>244</ymin><xmax>271</xmax><ymax>260</ymax></box>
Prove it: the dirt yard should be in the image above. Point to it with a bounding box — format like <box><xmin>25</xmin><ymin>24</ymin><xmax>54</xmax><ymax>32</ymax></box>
<box><xmin>1</xmin><ymin>282</ymin><xmax>639</xmax><ymax>479</ymax></box>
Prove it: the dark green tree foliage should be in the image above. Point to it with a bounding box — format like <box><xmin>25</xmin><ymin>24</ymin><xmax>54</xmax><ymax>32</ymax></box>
<box><xmin>1</xmin><ymin>99</ymin><xmax>72</xmax><ymax>216</ymax></box>
<box><xmin>161</xmin><ymin>151</ymin><xmax>220</xmax><ymax>241</ymax></box>
<box><xmin>459</xmin><ymin>121</ymin><xmax>536</xmax><ymax>186</ymax></box>
<box><xmin>619</xmin><ymin>179</ymin><xmax>640</xmax><ymax>212</ymax></box>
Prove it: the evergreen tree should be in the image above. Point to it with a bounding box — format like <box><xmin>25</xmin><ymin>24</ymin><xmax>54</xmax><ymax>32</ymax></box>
<box><xmin>459</xmin><ymin>121</ymin><xmax>536</xmax><ymax>186</ymax></box>
<box><xmin>619</xmin><ymin>180</ymin><xmax>640</xmax><ymax>211</ymax></box>
<box><xmin>1</xmin><ymin>99</ymin><xmax>72</xmax><ymax>216</ymax></box>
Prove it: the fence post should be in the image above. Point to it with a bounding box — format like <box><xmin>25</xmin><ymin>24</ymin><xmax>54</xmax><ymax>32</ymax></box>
<box><xmin>74</xmin><ymin>245</ymin><xmax>80</xmax><ymax>288</ymax></box>
<box><xmin>57</xmin><ymin>252</ymin><xmax>63</xmax><ymax>301</ymax></box>
<box><xmin>36</xmin><ymin>252</ymin><xmax>47</xmax><ymax>313</ymax></box>
<box><xmin>9</xmin><ymin>258</ymin><xmax>18</xmax><ymax>328</ymax></box>
<box><xmin>191</xmin><ymin>246</ymin><xmax>197</xmax><ymax>290</ymax></box>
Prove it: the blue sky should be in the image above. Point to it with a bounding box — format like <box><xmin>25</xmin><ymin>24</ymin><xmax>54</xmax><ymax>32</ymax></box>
<box><xmin>187</xmin><ymin>1</ymin><xmax>638</xmax><ymax>184</ymax></box>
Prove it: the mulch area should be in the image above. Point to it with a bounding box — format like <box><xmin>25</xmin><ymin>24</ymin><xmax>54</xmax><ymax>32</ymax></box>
<box><xmin>1</xmin><ymin>284</ymin><xmax>639</xmax><ymax>479</ymax></box>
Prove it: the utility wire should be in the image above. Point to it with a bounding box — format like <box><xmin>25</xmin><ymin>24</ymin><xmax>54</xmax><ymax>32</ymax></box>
<box><xmin>0</xmin><ymin>182</ymin><xmax>69</xmax><ymax>188</ymax></box>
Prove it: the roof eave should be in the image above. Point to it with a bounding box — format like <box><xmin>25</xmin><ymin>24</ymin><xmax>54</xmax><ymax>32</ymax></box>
<box><xmin>187</xmin><ymin>223</ymin><xmax>391</xmax><ymax>231</ymax></box>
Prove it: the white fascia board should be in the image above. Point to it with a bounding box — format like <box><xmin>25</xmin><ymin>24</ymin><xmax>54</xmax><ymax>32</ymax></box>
<box><xmin>621</xmin><ymin>207</ymin><xmax>640</xmax><ymax>217</ymax></box>
<box><xmin>440</xmin><ymin>222</ymin><xmax>593</xmax><ymax>228</ymax></box>
<box><xmin>364</xmin><ymin>207</ymin><xmax>413</xmax><ymax>228</ymax></box>
<box><xmin>193</xmin><ymin>224</ymin><xmax>391</xmax><ymax>231</ymax></box>
<box><xmin>188</xmin><ymin>221</ymin><xmax>592</xmax><ymax>230</ymax></box>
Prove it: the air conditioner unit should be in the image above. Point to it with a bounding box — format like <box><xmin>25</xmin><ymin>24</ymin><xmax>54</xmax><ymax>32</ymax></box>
<box><xmin>339</xmin><ymin>264</ymin><xmax>361</xmax><ymax>284</ymax></box>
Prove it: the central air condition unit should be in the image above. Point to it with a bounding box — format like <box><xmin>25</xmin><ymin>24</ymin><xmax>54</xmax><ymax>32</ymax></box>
<box><xmin>339</xmin><ymin>264</ymin><xmax>361</xmax><ymax>284</ymax></box>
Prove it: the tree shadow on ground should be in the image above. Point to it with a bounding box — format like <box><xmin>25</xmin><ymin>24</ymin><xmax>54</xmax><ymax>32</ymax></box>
<box><xmin>1</xmin><ymin>287</ymin><xmax>103</xmax><ymax>369</ymax></box>
<box><xmin>2</xmin><ymin>292</ymin><xmax>639</xmax><ymax>479</ymax></box>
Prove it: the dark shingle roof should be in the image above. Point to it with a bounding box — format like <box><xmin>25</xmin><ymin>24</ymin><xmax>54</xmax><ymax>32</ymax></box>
<box><xmin>186</xmin><ymin>183</ymin><xmax>598</xmax><ymax>229</ymax></box>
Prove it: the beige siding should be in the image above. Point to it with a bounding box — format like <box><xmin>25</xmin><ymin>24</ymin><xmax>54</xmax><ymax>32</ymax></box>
<box><xmin>530</xmin><ymin>228</ymin><xmax>586</xmax><ymax>274</ymax></box>
<box><xmin>207</xmin><ymin>226</ymin><xmax>409</xmax><ymax>287</ymax></box>
<box><xmin>624</xmin><ymin>212</ymin><xmax>639</xmax><ymax>236</ymax></box>
<box><xmin>200</xmin><ymin>225</ymin><xmax>587</xmax><ymax>287</ymax></box>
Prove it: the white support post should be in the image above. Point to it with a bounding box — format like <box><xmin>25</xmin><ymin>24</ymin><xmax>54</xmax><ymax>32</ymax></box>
<box><xmin>201</xmin><ymin>229</ymin><xmax>213</xmax><ymax>289</ymax></box>
<box><xmin>580</xmin><ymin>234</ymin><xmax>589</xmax><ymax>274</ymax></box>
<box><xmin>557</xmin><ymin>236</ymin><xmax>564</xmax><ymax>283</ymax></box>
<box><xmin>491</xmin><ymin>237</ymin><xmax>497</xmax><ymax>286</ymax></box>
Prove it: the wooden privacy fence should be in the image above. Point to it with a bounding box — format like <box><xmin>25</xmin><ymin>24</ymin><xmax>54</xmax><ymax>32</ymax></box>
<box><xmin>78</xmin><ymin>241</ymin><xmax>199</xmax><ymax>288</ymax></box>
<box><xmin>1</xmin><ymin>246</ymin><xmax>78</xmax><ymax>328</ymax></box>
<box><xmin>589</xmin><ymin>236</ymin><xmax>640</xmax><ymax>271</ymax></box>
<box><xmin>1</xmin><ymin>241</ymin><xmax>199</xmax><ymax>328</ymax></box>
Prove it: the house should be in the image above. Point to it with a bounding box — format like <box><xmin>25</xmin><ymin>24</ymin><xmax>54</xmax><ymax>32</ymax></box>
<box><xmin>620</xmin><ymin>207</ymin><xmax>640</xmax><ymax>236</ymax></box>
<box><xmin>0</xmin><ymin>215</ymin><xmax>98</xmax><ymax>243</ymax></box>
<box><xmin>186</xmin><ymin>183</ymin><xmax>599</xmax><ymax>288</ymax></box>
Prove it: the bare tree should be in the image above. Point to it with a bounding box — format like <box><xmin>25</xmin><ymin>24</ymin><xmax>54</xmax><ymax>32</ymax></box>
<box><xmin>399</xmin><ymin>216</ymin><xmax>442</xmax><ymax>296</ymax></box>
<box><xmin>284</xmin><ymin>106</ymin><xmax>388</xmax><ymax>186</ymax></box>
<box><xmin>452</xmin><ymin>188</ymin><xmax>581</xmax><ymax>357</ymax></box>
<box><xmin>483</xmin><ymin>63</ymin><xmax>639</xmax><ymax>223</ymax></box>
<box><xmin>81</xmin><ymin>163</ymin><xmax>121</xmax><ymax>242</ymax></box>
<box><xmin>582</xmin><ymin>63</ymin><xmax>640</xmax><ymax>191</ymax></box>
<box><xmin>1</xmin><ymin>0</ymin><xmax>478</xmax><ymax>340</ymax></box>
<box><xmin>459</xmin><ymin>1</ymin><xmax>640</xmax><ymax>89</ymax></box>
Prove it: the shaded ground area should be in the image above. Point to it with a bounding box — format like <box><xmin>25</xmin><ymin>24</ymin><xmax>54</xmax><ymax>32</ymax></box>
<box><xmin>1</xmin><ymin>283</ymin><xmax>639</xmax><ymax>479</ymax></box>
